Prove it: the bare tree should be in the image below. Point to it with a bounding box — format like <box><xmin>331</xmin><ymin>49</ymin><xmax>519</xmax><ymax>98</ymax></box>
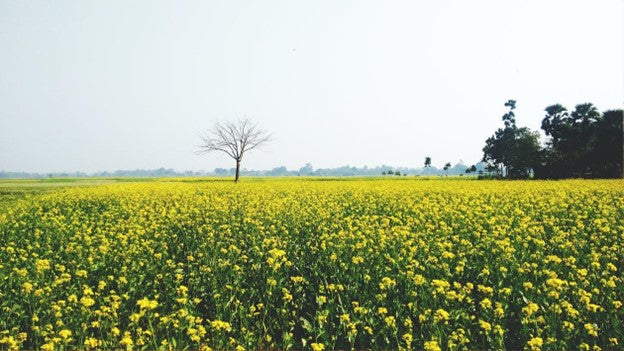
<box><xmin>197</xmin><ymin>119</ymin><xmax>271</xmax><ymax>182</ymax></box>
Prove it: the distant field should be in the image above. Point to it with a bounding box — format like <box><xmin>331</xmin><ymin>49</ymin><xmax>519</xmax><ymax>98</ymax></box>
<box><xmin>0</xmin><ymin>178</ymin><xmax>623</xmax><ymax>350</ymax></box>
<box><xmin>0</xmin><ymin>179</ymin><xmax>119</xmax><ymax>209</ymax></box>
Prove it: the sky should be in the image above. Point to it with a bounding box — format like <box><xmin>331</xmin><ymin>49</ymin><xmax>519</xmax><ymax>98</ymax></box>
<box><xmin>1</xmin><ymin>0</ymin><xmax>623</xmax><ymax>173</ymax></box>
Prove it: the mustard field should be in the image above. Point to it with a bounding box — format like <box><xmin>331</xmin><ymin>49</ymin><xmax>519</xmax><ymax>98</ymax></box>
<box><xmin>0</xmin><ymin>178</ymin><xmax>623</xmax><ymax>350</ymax></box>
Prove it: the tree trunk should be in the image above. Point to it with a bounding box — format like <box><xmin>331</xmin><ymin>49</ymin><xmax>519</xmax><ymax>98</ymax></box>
<box><xmin>234</xmin><ymin>160</ymin><xmax>241</xmax><ymax>183</ymax></box>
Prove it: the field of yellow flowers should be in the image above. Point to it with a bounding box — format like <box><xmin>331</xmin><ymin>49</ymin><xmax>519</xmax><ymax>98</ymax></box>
<box><xmin>0</xmin><ymin>178</ymin><xmax>622</xmax><ymax>350</ymax></box>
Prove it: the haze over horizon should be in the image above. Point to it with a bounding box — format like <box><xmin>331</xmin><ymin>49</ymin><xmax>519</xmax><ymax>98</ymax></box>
<box><xmin>1</xmin><ymin>0</ymin><xmax>623</xmax><ymax>173</ymax></box>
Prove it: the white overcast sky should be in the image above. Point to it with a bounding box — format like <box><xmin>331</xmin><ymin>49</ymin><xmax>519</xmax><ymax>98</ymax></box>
<box><xmin>1</xmin><ymin>0</ymin><xmax>622</xmax><ymax>173</ymax></box>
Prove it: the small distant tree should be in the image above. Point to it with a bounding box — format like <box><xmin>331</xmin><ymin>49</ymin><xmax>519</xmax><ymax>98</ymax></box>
<box><xmin>299</xmin><ymin>163</ymin><xmax>314</xmax><ymax>176</ymax></box>
<box><xmin>395</xmin><ymin>171</ymin><xmax>401</xmax><ymax>176</ymax></box>
<box><xmin>465</xmin><ymin>165</ymin><xmax>477</xmax><ymax>174</ymax></box>
<box><xmin>382</xmin><ymin>171</ymin><xmax>386</xmax><ymax>176</ymax></box>
<box><xmin>443</xmin><ymin>162</ymin><xmax>451</xmax><ymax>176</ymax></box>
<box><xmin>197</xmin><ymin>119</ymin><xmax>271</xmax><ymax>182</ymax></box>
<box><xmin>424</xmin><ymin>157</ymin><xmax>432</xmax><ymax>175</ymax></box>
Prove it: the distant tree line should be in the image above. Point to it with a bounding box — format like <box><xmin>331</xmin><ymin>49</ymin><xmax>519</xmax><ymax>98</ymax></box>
<box><xmin>0</xmin><ymin>168</ymin><xmax>200</xmax><ymax>179</ymax></box>
<box><xmin>223</xmin><ymin>163</ymin><xmax>485</xmax><ymax>177</ymax></box>
<box><xmin>482</xmin><ymin>100</ymin><xmax>623</xmax><ymax>179</ymax></box>
<box><xmin>1</xmin><ymin>163</ymin><xmax>488</xmax><ymax>179</ymax></box>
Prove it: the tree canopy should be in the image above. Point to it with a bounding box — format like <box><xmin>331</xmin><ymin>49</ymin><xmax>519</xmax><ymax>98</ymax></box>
<box><xmin>482</xmin><ymin>100</ymin><xmax>541</xmax><ymax>178</ymax></box>
<box><xmin>483</xmin><ymin>100</ymin><xmax>623</xmax><ymax>179</ymax></box>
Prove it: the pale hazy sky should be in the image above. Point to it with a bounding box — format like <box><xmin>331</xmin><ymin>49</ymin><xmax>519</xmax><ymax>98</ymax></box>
<box><xmin>1</xmin><ymin>0</ymin><xmax>623</xmax><ymax>173</ymax></box>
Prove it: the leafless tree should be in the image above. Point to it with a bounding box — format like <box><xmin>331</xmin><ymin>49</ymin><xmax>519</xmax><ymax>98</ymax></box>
<box><xmin>197</xmin><ymin>119</ymin><xmax>271</xmax><ymax>182</ymax></box>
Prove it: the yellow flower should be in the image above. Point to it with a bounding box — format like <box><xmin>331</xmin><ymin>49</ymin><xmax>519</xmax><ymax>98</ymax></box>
<box><xmin>36</xmin><ymin>259</ymin><xmax>51</xmax><ymax>272</ymax></box>
<box><xmin>211</xmin><ymin>320</ymin><xmax>232</xmax><ymax>332</ymax></box>
<box><xmin>563</xmin><ymin>321</ymin><xmax>575</xmax><ymax>331</ymax></box>
<box><xmin>0</xmin><ymin>336</ymin><xmax>19</xmax><ymax>350</ymax></box>
<box><xmin>434</xmin><ymin>308</ymin><xmax>450</xmax><ymax>323</ymax></box>
<box><xmin>477</xmin><ymin>284</ymin><xmax>493</xmax><ymax>295</ymax></box>
<box><xmin>379</xmin><ymin>277</ymin><xmax>396</xmax><ymax>290</ymax></box>
<box><xmin>76</xmin><ymin>269</ymin><xmax>88</xmax><ymax>278</ymax></box>
<box><xmin>412</xmin><ymin>274</ymin><xmax>426</xmax><ymax>285</ymax></box>
<box><xmin>177</xmin><ymin>285</ymin><xmax>189</xmax><ymax>296</ymax></box>
<box><xmin>402</xmin><ymin>333</ymin><xmax>413</xmax><ymax>347</ymax></box>
<box><xmin>58</xmin><ymin>329</ymin><xmax>72</xmax><ymax>341</ymax></box>
<box><xmin>187</xmin><ymin>328</ymin><xmax>201</xmax><ymax>342</ymax></box>
<box><xmin>384</xmin><ymin>316</ymin><xmax>396</xmax><ymax>328</ymax></box>
<box><xmin>119</xmin><ymin>332</ymin><xmax>133</xmax><ymax>348</ymax></box>
<box><xmin>290</xmin><ymin>276</ymin><xmax>305</xmax><ymax>283</ymax></box>
<box><xmin>311</xmin><ymin>343</ymin><xmax>325</xmax><ymax>351</ymax></box>
<box><xmin>584</xmin><ymin>323</ymin><xmax>598</xmax><ymax>337</ymax></box>
<box><xmin>136</xmin><ymin>297</ymin><xmax>158</xmax><ymax>310</ymax></box>
<box><xmin>22</xmin><ymin>282</ymin><xmax>33</xmax><ymax>293</ymax></box>
<box><xmin>84</xmin><ymin>337</ymin><xmax>101</xmax><ymax>348</ymax></box>
<box><xmin>480</xmin><ymin>298</ymin><xmax>492</xmax><ymax>309</ymax></box>
<box><xmin>527</xmin><ymin>337</ymin><xmax>543</xmax><ymax>351</ymax></box>
<box><xmin>424</xmin><ymin>340</ymin><xmax>441</xmax><ymax>351</ymax></box>
<box><xmin>522</xmin><ymin>302</ymin><xmax>539</xmax><ymax>317</ymax></box>
<box><xmin>282</xmin><ymin>288</ymin><xmax>293</xmax><ymax>302</ymax></box>
<box><xmin>80</xmin><ymin>296</ymin><xmax>95</xmax><ymax>308</ymax></box>
<box><xmin>83</xmin><ymin>286</ymin><xmax>94</xmax><ymax>296</ymax></box>
<box><xmin>494</xmin><ymin>306</ymin><xmax>504</xmax><ymax>317</ymax></box>
<box><xmin>432</xmin><ymin>279</ymin><xmax>450</xmax><ymax>293</ymax></box>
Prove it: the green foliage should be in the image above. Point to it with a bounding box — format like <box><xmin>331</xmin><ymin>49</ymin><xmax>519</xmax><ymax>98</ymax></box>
<box><xmin>537</xmin><ymin>105</ymin><xmax>623</xmax><ymax>178</ymax></box>
<box><xmin>482</xmin><ymin>101</ymin><xmax>541</xmax><ymax>179</ymax></box>
<box><xmin>465</xmin><ymin>165</ymin><xmax>477</xmax><ymax>174</ymax></box>
<box><xmin>482</xmin><ymin>101</ymin><xmax>621</xmax><ymax>180</ymax></box>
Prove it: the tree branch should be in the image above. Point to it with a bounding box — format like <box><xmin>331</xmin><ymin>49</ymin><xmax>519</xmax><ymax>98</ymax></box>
<box><xmin>197</xmin><ymin>118</ymin><xmax>271</xmax><ymax>163</ymax></box>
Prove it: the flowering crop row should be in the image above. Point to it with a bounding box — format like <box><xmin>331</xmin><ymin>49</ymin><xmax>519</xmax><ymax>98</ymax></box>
<box><xmin>0</xmin><ymin>179</ymin><xmax>622</xmax><ymax>350</ymax></box>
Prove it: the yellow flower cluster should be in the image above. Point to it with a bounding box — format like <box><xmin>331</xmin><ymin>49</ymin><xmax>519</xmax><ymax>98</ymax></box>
<box><xmin>0</xmin><ymin>178</ymin><xmax>622</xmax><ymax>350</ymax></box>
